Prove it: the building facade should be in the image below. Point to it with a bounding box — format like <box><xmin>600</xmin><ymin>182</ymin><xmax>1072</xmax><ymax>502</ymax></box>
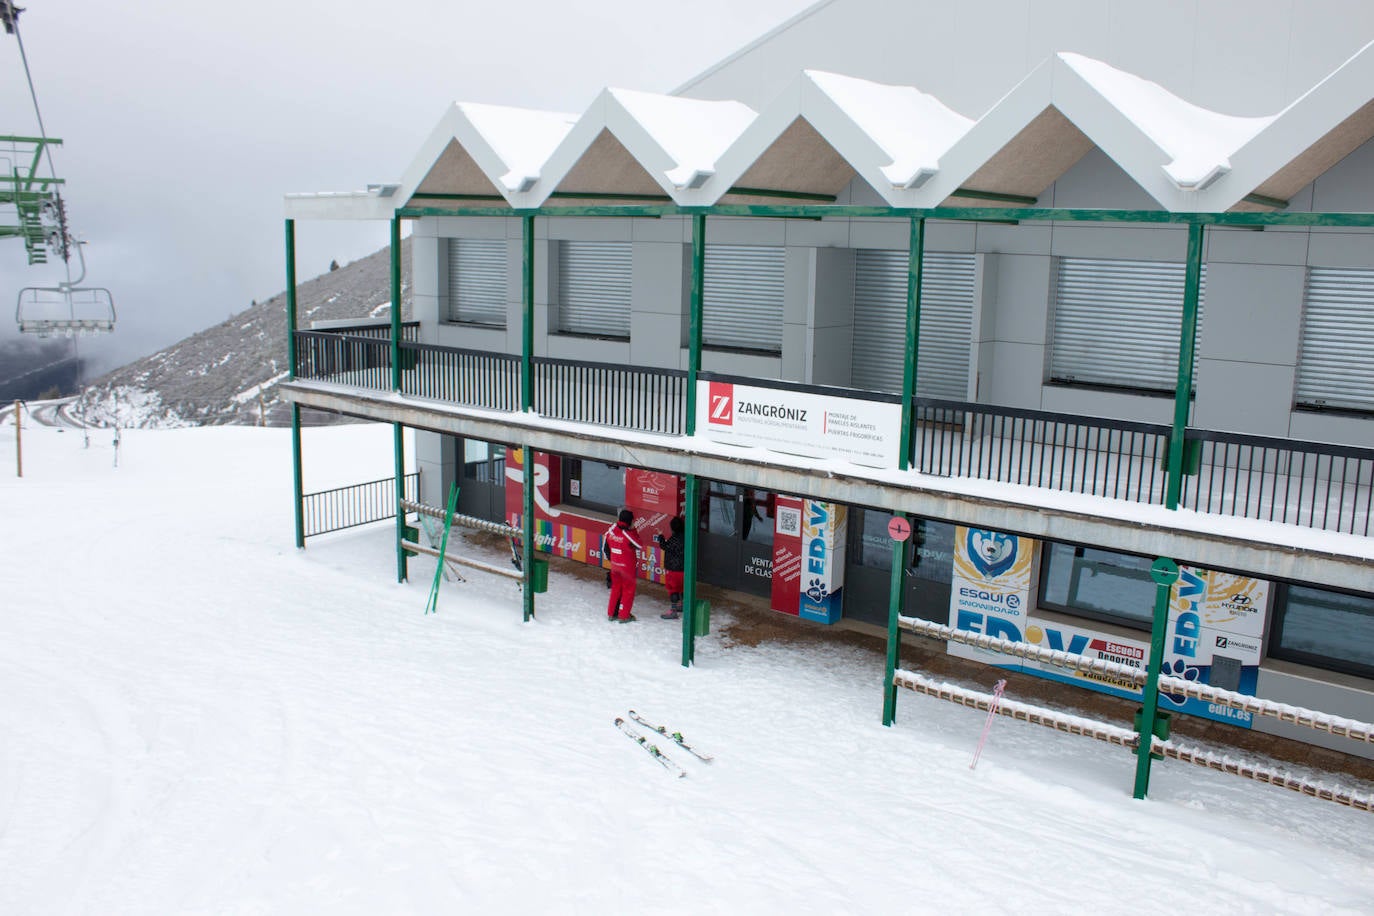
<box><xmin>283</xmin><ymin>0</ymin><xmax>1374</xmax><ymax>765</ymax></box>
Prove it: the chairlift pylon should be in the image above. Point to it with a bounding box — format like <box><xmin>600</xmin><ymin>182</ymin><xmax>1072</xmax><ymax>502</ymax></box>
<box><xmin>15</xmin><ymin>239</ymin><xmax>115</xmax><ymax>337</ymax></box>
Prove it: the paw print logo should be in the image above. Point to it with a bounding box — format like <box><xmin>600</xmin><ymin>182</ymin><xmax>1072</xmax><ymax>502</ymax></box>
<box><xmin>1159</xmin><ymin>659</ymin><xmax>1201</xmax><ymax>707</ymax></box>
<box><xmin>805</xmin><ymin>578</ymin><xmax>829</xmax><ymax>602</ymax></box>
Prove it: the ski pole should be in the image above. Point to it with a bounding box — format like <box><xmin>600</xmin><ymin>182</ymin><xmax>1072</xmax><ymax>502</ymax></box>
<box><xmin>970</xmin><ymin>679</ymin><xmax>1007</xmax><ymax>770</ymax></box>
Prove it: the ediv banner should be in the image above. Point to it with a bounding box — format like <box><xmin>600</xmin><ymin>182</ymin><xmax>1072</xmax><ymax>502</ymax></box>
<box><xmin>947</xmin><ymin>526</ymin><xmax>1033</xmax><ymax>667</ymax></box>
<box><xmin>697</xmin><ymin>380</ymin><xmax>900</xmax><ymax>468</ymax></box>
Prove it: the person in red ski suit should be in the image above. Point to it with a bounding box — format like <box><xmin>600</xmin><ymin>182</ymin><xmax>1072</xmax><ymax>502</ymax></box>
<box><xmin>603</xmin><ymin>508</ymin><xmax>644</xmax><ymax>622</ymax></box>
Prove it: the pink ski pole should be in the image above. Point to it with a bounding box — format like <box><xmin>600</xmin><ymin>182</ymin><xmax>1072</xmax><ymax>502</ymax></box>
<box><xmin>970</xmin><ymin>679</ymin><xmax>1007</xmax><ymax>770</ymax></box>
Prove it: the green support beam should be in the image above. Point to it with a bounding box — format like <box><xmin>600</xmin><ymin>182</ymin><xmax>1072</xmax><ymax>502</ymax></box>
<box><xmin>1165</xmin><ymin>222</ymin><xmax>1205</xmax><ymax>510</ymax></box>
<box><xmin>884</xmin><ymin>217</ymin><xmax>924</xmax><ymax>726</ymax></box>
<box><xmin>397</xmin><ymin>202</ymin><xmax>1374</xmax><ymax>229</ymax></box>
<box><xmin>522</xmin><ymin>448</ymin><xmax>536</xmax><ymax>622</ymax></box>
<box><xmin>521</xmin><ymin>214</ymin><xmax>537</xmax><ymax>621</ymax></box>
<box><xmin>285</xmin><ymin>219</ymin><xmax>304</xmax><ymax>550</ymax></box>
<box><xmin>685</xmin><ymin>212</ymin><xmax>705</xmax><ymax>436</ymax></box>
<box><xmin>682</xmin><ymin>473</ymin><xmax>700</xmax><ymax>667</ymax></box>
<box><xmin>1135</xmin><ymin>558</ymin><xmax>1180</xmax><ymax>799</ymax></box>
<box><xmin>521</xmin><ymin>215</ymin><xmax>534</xmax><ymax>412</ymax></box>
<box><xmin>390</xmin><ymin>218</ymin><xmax>407</xmax><ymax>582</ymax></box>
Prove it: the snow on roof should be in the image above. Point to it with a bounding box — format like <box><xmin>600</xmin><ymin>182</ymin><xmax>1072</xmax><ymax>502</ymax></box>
<box><xmin>804</xmin><ymin>70</ymin><xmax>973</xmax><ymax>189</ymax></box>
<box><xmin>606</xmin><ymin>89</ymin><xmax>756</xmax><ymax>189</ymax></box>
<box><xmin>457</xmin><ymin>102</ymin><xmax>578</xmax><ymax>192</ymax></box>
<box><xmin>1059</xmin><ymin>53</ymin><xmax>1275</xmax><ymax>189</ymax></box>
<box><xmin>287</xmin><ymin>42</ymin><xmax>1374</xmax><ymax>216</ymax></box>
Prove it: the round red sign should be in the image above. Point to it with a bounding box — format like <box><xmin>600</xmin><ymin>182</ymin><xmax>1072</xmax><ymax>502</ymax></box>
<box><xmin>887</xmin><ymin>516</ymin><xmax>911</xmax><ymax>541</ymax></box>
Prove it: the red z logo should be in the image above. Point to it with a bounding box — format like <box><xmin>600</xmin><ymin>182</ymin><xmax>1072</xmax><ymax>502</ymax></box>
<box><xmin>708</xmin><ymin>382</ymin><xmax>734</xmax><ymax>425</ymax></box>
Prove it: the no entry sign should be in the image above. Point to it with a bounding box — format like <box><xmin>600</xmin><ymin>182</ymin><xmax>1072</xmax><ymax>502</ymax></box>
<box><xmin>887</xmin><ymin>516</ymin><xmax>911</xmax><ymax>541</ymax></box>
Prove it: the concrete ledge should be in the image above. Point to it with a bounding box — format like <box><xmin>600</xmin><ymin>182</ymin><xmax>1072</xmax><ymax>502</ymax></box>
<box><xmin>281</xmin><ymin>379</ymin><xmax>1374</xmax><ymax>592</ymax></box>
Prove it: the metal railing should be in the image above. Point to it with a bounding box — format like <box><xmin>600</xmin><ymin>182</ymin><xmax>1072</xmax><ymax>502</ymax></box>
<box><xmin>912</xmin><ymin>398</ymin><xmax>1172</xmax><ymax>505</ymax></box>
<box><xmin>401</xmin><ymin>340</ymin><xmax>521</xmax><ymax>410</ymax></box>
<box><xmin>308</xmin><ymin>321</ymin><xmax>420</xmax><ymax>341</ymax></box>
<box><xmin>295</xmin><ymin>331</ymin><xmax>393</xmax><ymax>390</ymax></box>
<box><xmin>303</xmin><ymin>472</ymin><xmax>420</xmax><ymax>538</ymax></box>
<box><xmin>1181</xmin><ymin>428</ymin><xmax>1374</xmax><ymax>536</ymax></box>
<box><xmin>291</xmin><ymin>331</ymin><xmax>1374</xmax><ymax>536</ymax></box>
<box><xmin>533</xmin><ymin>356</ymin><xmax>687</xmax><ymax>435</ymax></box>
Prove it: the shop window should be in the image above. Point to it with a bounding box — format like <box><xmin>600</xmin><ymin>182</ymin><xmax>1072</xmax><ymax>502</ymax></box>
<box><xmin>742</xmin><ymin>490</ymin><xmax>773</xmax><ymax>546</ymax></box>
<box><xmin>1039</xmin><ymin>543</ymin><xmax>1155</xmax><ymax>630</ymax></box>
<box><xmin>563</xmin><ymin>458</ymin><xmax>624</xmax><ymax>515</ymax></box>
<box><xmin>909</xmin><ymin>520</ymin><xmax>955</xmax><ymax>585</ymax></box>
<box><xmin>856</xmin><ymin>509</ymin><xmax>895</xmax><ymax>571</ymax></box>
<box><xmin>1270</xmin><ymin>584</ymin><xmax>1374</xmax><ymax>678</ymax></box>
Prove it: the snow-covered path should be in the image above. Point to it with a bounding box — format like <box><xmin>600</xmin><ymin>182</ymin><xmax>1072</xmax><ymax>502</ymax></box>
<box><xmin>1</xmin><ymin>422</ymin><xmax>1370</xmax><ymax>914</ymax></box>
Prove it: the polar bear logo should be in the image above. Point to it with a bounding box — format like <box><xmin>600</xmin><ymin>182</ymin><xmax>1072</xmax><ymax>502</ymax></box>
<box><xmin>968</xmin><ymin>529</ymin><xmax>1017</xmax><ymax>579</ymax></box>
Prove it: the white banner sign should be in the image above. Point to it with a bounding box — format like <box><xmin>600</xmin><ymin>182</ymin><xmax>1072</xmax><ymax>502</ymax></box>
<box><xmin>697</xmin><ymin>380</ymin><xmax>901</xmax><ymax>468</ymax></box>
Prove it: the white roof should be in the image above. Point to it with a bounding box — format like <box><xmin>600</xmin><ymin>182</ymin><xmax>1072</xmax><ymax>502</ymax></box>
<box><xmin>285</xmin><ymin>42</ymin><xmax>1374</xmax><ymax>217</ymax></box>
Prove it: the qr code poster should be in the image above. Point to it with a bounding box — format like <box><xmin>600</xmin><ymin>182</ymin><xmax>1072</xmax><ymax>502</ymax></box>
<box><xmin>776</xmin><ymin>505</ymin><xmax>801</xmax><ymax>536</ymax></box>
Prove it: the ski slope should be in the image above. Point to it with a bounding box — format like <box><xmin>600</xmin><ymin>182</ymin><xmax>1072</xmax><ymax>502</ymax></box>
<box><xmin>1</xmin><ymin>421</ymin><xmax>1370</xmax><ymax>914</ymax></box>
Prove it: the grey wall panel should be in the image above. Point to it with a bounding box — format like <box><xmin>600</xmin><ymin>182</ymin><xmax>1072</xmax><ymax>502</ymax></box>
<box><xmin>849</xmin><ymin>219</ymin><xmax>907</xmax><ymax>250</ymax></box>
<box><xmin>631</xmin><ymin>215</ymin><xmax>690</xmax><ymax>243</ymax></box>
<box><xmin>988</xmin><ymin>253</ymin><xmax>1051</xmax><ymax>347</ymax></box>
<box><xmin>1046</xmin><ymin>148</ymin><xmax>1163</xmax><ymax>211</ymax></box>
<box><xmin>632</xmin><ymin>242</ymin><xmax>688</xmax><ymax>317</ymax></box>
<box><xmin>1289</xmin><ymin>410</ymin><xmax>1374</xmax><ymax>449</ymax></box>
<box><xmin>704</xmin><ymin>217</ymin><xmax>787</xmax><ymax>246</ymax></box>
<box><xmin>1049</xmin><ymin>221</ymin><xmax>1193</xmax><ymax>262</ymax></box>
<box><xmin>982</xmin><ymin>342</ymin><xmax>1050</xmax><ymax>410</ymax></box>
<box><xmin>1312</xmin><ymin>136</ymin><xmax>1374</xmax><ymax>212</ymax></box>
<box><xmin>1306</xmin><ymin>231</ymin><xmax>1374</xmax><ymax>270</ymax></box>
<box><xmin>1040</xmin><ymin>382</ymin><xmax>1174</xmax><ymax>424</ymax></box>
<box><xmin>1197</xmin><ymin>262</ymin><xmax>1304</xmax><ymax>366</ymax></box>
<box><xmin>1194</xmin><ymin>360</ymin><xmax>1298</xmax><ymax>438</ymax></box>
<box><xmin>1205</xmin><ymin>226</ymin><xmax>1311</xmax><ymax>267</ymax></box>
<box><xmin>1255</xmin><ymin>666</ymin><xmax>1374</xmax><ymax>761</ymax></box>
<box><xmin>973</xmin><ymin>223</ymin><xmax>1053</xmax><ymax>257</ymax></box>
<box><xmin>411</xmin><ymin>236</ymin><xmax>439</xmax><ymax>300</ymax></box>
<box><xmin>784</xmin><ymin>218</ymin><xmax>850</xmax><ymax>248</ymax></box>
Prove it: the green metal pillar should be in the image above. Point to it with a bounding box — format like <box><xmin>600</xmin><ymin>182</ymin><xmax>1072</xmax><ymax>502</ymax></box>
<box><xmin>899</xmin><ymin>217</ymin><xmax>925</xmax><ymax>468</ymax></box>
<box><xmin>285</xmin><ymin>220</ymin><xmax>304</xmax><ymax>550</ymax></box>
<box><xmin>1165</xmin><ymin>222</ymin><xmax>1204</xmax><ymax>510</ymax></box>
<box><xmin>884</xmin><ymin>217</ymin><xmax>924</xmax><ymax>725</ymax></box>
<box><xmin>682</xmin><ymin>213</ymin><xmax>705</xmax><ymax>665</ymax></box>
<box><xmin>681</xmin><ymin>474</ymin><xmax>700</xmax><ymax>667</ymax></box>
<box><xmin>521</xmin><ymin>214</ymin><xmax>534</xmax><ymax>412</ymax></box>
<box><xmin>1135</xmin><ymin>557</ymin><xmax>1180</xmax><ymax>798</ymax></box>
<box><xmin>521</xmin><ymin>214</ymin><xmax>536</xmax><ymax>622</ymax></box>
<box><xmin>390</xmin><ymin>217</ymin><xmax>407</xmax><ymax>583</ymax></box>
<box><xmin>685</xmin><ymin>212</ymin><xmax>705</xmax><ymax>433</ymax></box>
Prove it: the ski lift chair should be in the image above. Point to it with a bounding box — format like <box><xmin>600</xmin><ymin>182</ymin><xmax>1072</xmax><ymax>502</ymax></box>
<box><xmin>14</xmin><ymin>240</ymin><xmax>115</xmax><ymax>337</ymax></box>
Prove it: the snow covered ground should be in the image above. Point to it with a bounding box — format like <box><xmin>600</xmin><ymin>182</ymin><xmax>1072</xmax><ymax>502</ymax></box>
<box><xmin>2</xmin><ymin>421</ymin><xmax>1371</xmax><ymax>914</ymax></box>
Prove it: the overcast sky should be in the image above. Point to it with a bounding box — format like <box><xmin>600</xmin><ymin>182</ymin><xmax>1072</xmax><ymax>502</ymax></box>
<box><xmin>0</xmin><ymin>0</ymin><xmax>815</xmax><ymax>375</ymax></box>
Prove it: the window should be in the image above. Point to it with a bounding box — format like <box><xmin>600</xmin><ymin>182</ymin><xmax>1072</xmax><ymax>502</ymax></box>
<box><xmin>1270</xmin><ymin>583</ymin><xmax>1374</xmax><ymax>678</ymax></box>
<box><xmin>1295</xmin><ymin>267</ymin><xmax>1374</xmax><ymax>413</ymax></box>
<box><xmin>703</xmin><ymin>245</ymin><xmax>785</xmax><ymax>352</ymax></box>
<box><xmin>1050</xmin><ymin>257</ymin><xmax>1206</xmax><ymax>394</ymax></box>
<box><xmin>1039</xmin><ymin>543</ymin><xmax>1155</xmax><ymax>630</ymax></box>
<box><xmin>447</xmin><ymin>238</ymin><xmax>507</xmax><ymax>326</ymax></box>
<box><xmin>908</xmin><ymin>519</ymin><xmax>955</xmax><ymax>585</ymax></box>
<box><xmin>557</xmin><ymin>241</ymin><xmax>631</xmax><ymax>338</ymax></box>
<box><xmin>562</xmin><ymin>458</ymin><xmax>624</xmax><ymax>514</ymax></box>
<box><xmin>852</xmin><ymin>250</ymin><xmax>975</xmax><ymax>398</ymax></box>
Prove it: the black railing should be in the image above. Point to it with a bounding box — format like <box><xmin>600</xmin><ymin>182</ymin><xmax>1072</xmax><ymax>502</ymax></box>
<box><xmin>303</xmin><ymin>472</ymin><xmax>420</xmax><ymax>538</ymax></box>
<box><xmin>312</xmin><ymin>321</ymin><xmax>420</xmax><ymax>341</ymax></box>
<box><xmin>534</xmin><ymin>356</ymin><xmax>687</xmax><ymax>435</ymax></box>
<box><xmin>1181</xmin><ymin>428</ymin><xmax>1374</xmax><ymax>536</ymax></box>
<box><xmin>913</xmin><ymin>398</ymin><xmax>1171</xmax><ymax>504</ymax></box>
<box><xmin>290</xmin><ymin>332</ymin><xmax>1373</xmax><ymax>537</ymax></box>
<box><xmin>402</xmin><ymin>340</ymin><xmax>521</xmax><ymax>410</ymax></box>
<box><xmin>295</xmin><ymin>331</ymin><xmax>393</xmax><ymax>390</ymax></box>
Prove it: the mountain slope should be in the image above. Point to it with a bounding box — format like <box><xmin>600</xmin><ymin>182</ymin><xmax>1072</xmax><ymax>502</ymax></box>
<box><xmin>78</xmin><ymin>240</ymin><xmax>412</xmax><ymax>428</ymax></box>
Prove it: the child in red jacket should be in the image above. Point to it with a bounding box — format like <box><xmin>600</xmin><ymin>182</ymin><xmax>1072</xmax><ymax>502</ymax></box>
<box><xmin>603</xmin><ymin>509</ymin><xmax>644</xmax><ymax>622</ymax></box>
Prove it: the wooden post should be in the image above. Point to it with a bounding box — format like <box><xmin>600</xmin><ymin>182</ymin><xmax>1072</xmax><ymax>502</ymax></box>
<box><xmin>13</xmin><ymin>400</ymin><xmax>21</xmax><ymax>478</ymax></box>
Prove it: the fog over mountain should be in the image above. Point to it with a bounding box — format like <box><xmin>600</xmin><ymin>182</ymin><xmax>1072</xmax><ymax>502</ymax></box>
<box><xmin>73</xmin><ymin>241</ymin><xmax>410</xmax><ymax>429</ymax></box>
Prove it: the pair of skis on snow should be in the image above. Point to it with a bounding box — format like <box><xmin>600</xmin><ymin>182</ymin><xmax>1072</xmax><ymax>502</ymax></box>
<box><xmin>614</xmin><ymin>710</ymin><xmax>713</xmax><ymax>778</ymax></box>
